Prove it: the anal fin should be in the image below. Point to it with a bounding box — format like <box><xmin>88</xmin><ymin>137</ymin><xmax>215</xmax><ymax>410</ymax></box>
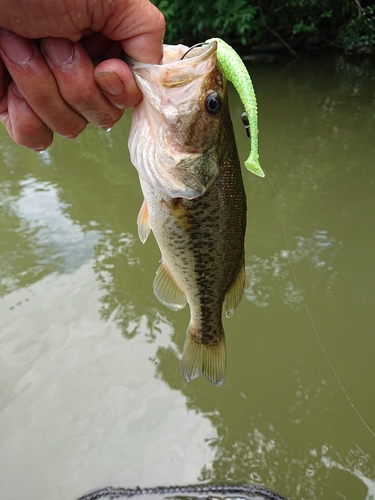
<box><xmin>225</xmin><ymin>260</ymin><xmax>245</xmax><ymax>318</ymax></box>
<box><xmin>182</xmin><ymin>332</ymin><xmax>226</xmax><ymax>386</ymax></box>
<box><xmin>153</xmin><ymin>261</ymin><xmax>187</xmax><ymax>311</ymax></box>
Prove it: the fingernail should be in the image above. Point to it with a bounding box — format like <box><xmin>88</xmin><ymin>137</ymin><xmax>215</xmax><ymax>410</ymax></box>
<box><xmin>95</xmin><ymin>71</ymin><xmax>124</xmax><ymax>97</ymax></box>
<box><xmin>41</xmin><ymin>38</ymin><xmax>74</xmax><ymax>67</ymax></box>
<box><xmin>0</xmin><ymin>29</ymin><xmax>34</xmax><ymax>65</ymax></box>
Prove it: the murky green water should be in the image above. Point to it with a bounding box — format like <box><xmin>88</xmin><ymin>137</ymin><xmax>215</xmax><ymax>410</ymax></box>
<box><xmin>1</xmin><ymin>52</ymin><xmax>375</xmax><ymax>500</ymax></box>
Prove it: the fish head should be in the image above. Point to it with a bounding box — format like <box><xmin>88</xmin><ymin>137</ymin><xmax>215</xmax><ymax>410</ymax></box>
<box><xmin>128</xmin><ymin>40</ymin><xmax>229</xmax><ymax>199</ymax></box>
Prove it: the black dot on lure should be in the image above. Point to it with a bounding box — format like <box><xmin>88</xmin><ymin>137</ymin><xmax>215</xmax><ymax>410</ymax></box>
<box><xmin>241</xmin><ymin>112</ymin><xmax>250</xmax><ymax>138</ymax></box>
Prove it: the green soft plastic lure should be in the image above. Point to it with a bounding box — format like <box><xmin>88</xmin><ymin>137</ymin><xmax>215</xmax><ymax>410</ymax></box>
<box><xmin>205</xmin><ymin>38</ymin><xmax>264</xmax><ymax>178</ymax></box>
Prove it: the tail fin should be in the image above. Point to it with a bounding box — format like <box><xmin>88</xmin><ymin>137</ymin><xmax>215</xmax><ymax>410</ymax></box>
<box><xmin>182</xmin><ymin>330</ymin><xmax>226</xmax><ymax>386</ymax></box>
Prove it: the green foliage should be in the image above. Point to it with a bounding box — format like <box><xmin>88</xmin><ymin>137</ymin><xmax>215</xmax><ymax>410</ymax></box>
<box><xmin>153</xmin><ymin>0</ymin><xmax>259</xmax><ymax>45</ymax></box>
<box><xmin>152</xmin><ymin>0</ymin><xmax>375</xmax><ymax>54</ymax></box>
<box><xmin>338</xmin><ymin>5</ymin><xmax>375</xmax><ymax>53</ymax></box>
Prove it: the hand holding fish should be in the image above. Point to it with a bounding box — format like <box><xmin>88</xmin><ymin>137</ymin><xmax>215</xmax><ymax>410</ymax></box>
<box><xmin>0</xmin><ymin>0</ymin><xmax>165</xmax><ymax>151</ymax></box>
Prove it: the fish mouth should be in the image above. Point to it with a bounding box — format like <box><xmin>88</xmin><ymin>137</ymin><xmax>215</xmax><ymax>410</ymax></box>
<box><xmin>126</xmin><ymin>40</ymin><xmax>218</xmax><ymax>99</ymax></box>
<box><xmin>127</xmin><ymin>40</ymin><xmax>221</xmax><ymax>199</ymax></box>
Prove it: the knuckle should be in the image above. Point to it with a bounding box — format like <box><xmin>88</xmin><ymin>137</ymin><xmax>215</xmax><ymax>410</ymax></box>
<box><xmin>67</xmin><ymin>87</ymin><xmax>97</xmax><ymax>108</ymax></box>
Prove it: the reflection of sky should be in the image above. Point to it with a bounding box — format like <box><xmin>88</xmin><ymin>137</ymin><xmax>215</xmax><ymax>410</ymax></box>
<box><xmin>0</xmin><ymin>264</ymin><xmax>217</xmax><ymax>500</ymax></box>
<box><xmin>321</xmin><ymin>451</ymin><xmax>375</xmax><ymax>500</ymax></box>
<box><xmin>245</xmin><ymin>229</ymin><xmax>339</xmax><ymax>309</ymax></box>
<box><xmin>16</xmin><ymin>178</ymin><xmax>100</xmax><ymax>273</ymax></box>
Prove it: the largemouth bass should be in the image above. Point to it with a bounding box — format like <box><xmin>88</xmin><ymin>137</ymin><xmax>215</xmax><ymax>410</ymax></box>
<box><xmin>128</xmin><ymin>40</ymin><xmax>246</xmax><ymax>386</ymax></box>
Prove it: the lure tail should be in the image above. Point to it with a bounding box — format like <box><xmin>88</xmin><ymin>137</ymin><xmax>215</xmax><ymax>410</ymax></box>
<box><xmin>206</xmin><ymin>37</ymin><xmax>264</xmax><ymax>178</ymax></box>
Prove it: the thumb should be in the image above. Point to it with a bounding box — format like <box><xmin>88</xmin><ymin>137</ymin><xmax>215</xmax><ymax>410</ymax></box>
<box><xmin>107</xmin><ymin>1</ymin><xmax>165</xmax><ymax>64</ymax></box>
<box><xmin>121</xmin><ymin>27</ymin><xmax>165</xmax><ymax>64</ymax></box>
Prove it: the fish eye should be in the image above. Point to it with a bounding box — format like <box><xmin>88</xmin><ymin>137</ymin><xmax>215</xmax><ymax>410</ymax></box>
<box><xmin>205</xmin><ymin>92</ymin><xmax>222</xmax><ymax>115</ymax></box>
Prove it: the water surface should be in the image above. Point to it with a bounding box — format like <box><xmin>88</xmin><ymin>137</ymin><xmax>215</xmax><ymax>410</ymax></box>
<box><xmin>1</xmin><ymin>52</ymin><xmax>375</xmax><ymax>500</ymax></box>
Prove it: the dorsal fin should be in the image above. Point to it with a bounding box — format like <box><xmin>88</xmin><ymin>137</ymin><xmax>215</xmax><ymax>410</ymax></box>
<box><xmin>153</xmin><ymin>261</ymin><xmax>187</xmax><ymax>311</ymax></box>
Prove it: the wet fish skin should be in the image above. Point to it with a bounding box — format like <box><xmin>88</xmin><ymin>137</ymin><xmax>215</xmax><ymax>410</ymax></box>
<box><xmin>129</xmin><ymin>42</ymin><xmax>246</xmax><ymax>386</ymax></box>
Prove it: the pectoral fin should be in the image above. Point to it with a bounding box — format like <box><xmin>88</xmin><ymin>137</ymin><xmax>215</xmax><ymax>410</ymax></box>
<box><xmin>153</xmin><ymin>261</ymin><xmax>187</xmax><ymax>311</ymax></box>
<box><xmin>224</xmin><ymin>260</ymin><xmax>245</xmax><ymax>318</ymax></box>
<box><xmin>137</xmin><ymin>199</ymin><xmax>151</xmax><ymax>244</ymax></box>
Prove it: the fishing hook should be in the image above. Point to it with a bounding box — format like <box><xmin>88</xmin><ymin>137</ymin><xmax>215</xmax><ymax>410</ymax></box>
<box><xmin>180</xmin><ymin>42</ymin><xmax>209</xmax><ymax>60</ymax></box>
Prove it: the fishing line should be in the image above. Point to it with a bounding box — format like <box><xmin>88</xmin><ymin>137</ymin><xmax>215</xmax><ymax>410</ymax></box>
<box><xmin>180</xmin><ymin>42</ymin><xmax>209</xmax><ymax>60</ymax></box>
<box><xmin>263</xmin><ymin>168</ymin><xmax>375</xmax><ymax>439</ymax></box>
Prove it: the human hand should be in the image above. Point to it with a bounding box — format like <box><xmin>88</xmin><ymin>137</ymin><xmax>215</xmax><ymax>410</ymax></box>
<box><xmin>0</xmin><ymin>0</ymin><xmax>165</xmax><ymax>151</ymax></box>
